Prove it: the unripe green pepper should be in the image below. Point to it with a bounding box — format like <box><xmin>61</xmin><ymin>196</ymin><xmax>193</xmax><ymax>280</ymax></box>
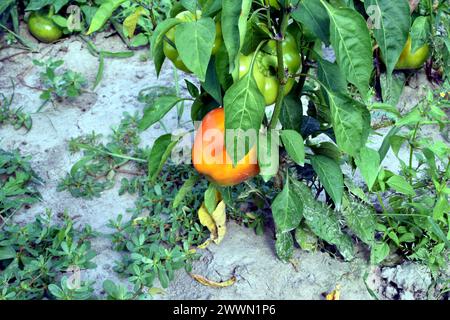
<box><xmin>395</xmin><ymin>36</ymin><xmax>430</xmax><ymax>70</ymax></box>
<box><xmin>28</xmin><ymin>11</ymin><xmax>63</xmax><ymax>43</ymax></box>
<box><xmin>239</xmin><ymin>32</ymin><xmax>301</xmax><ymax>105</ymax></box>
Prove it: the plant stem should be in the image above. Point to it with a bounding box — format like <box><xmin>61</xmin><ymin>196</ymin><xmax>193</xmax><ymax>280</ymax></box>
<box><xmin>408</xmin><ymin>122</ymin><xmax>420</xmax><ymax>184</ymax></box>
<box><xmin>268</xmin><ymin>11</ymin><xmax>290</xmax><ymax>129</ymax></box>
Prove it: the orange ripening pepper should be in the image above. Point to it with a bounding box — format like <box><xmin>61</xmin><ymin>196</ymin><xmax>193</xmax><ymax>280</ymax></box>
<box><xmin>192</xmin><ymin>108</ymin><xmax>260</xmax><ymax>186</ymax></box>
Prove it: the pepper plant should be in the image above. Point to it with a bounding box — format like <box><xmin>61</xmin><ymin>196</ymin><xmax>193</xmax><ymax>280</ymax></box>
<box><xmin>142</xmin><ymin>0</ymin><xmax>449</xmax><ymax>265</ymax></box>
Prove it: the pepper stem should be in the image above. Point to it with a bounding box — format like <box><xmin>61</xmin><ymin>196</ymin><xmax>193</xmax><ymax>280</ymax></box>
<box><xmin>268</xmin><ymin>9</ymin><xmax>290</xmax><ymax>129</ymax></box>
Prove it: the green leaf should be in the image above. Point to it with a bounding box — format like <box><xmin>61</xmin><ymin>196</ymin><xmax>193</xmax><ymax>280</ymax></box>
<box><xmin>311</xmin><ymin>155</ymin><xmax>344</xmax><ymax>209</ymax></box>
<box><xmin>138</xmin><ymin>96</ymin><xmax>184</xmax><ymax>131</ymax></box>
<box><xmin>48</xmin><ymin>284</ymin><xmax>64</xmax><ymax>298</ymax></box>
<box><xmin>292</xmin><ymin>0</ymin><xmax>330</xmax><ymax>44</ymax></box>
<box><xmin>369</xmin><ymin>102</ymin><xmax>401</xmax><ymax>118</ymax></box>
<box><xmin>386</xmin><ymin>175</ymin><xmax>416</xmax><ymax>196</ymax></box>
<box><xmin>221</xmin><ymin>0</ymin><xmax>252</xmax><ymax>74</ymax></box>
<box><xmin>172</xmin><ymin>174</ymin><xmax>200</xmax><ymax>208</ymax></box>
<box><xmin>241</xmin><ymin>12</ymin><xmax>270</xmax><ymax>55</ymax></box>
<box><xmin>0</xmin><ymin>246</ymin><xmax>16</xmax><ymax>260</ymax></box>
<box><xmin>87</xmin><ymin>0</ymin><xmax>127</xmax><ymax>35</ymax></box>
<box><xmin>280</xmin><ymin>130</ymin><xmax>305</xmax><ymax>166</ymax></box>
<box><xmin>342</xmin><ymin>195</ymin><xmax>376</xmax><ymax>245</ymax></box>
<box><xmin>380</xmin><ymin>72</ymin><xmax>406</xmax><ymax>106</ymax></box>
<box><xmin>180</xmin><ymin>0</ymin><xmax>198</xmax><ymax>12</ymax></box>
<box><xmin>316</xmin><ymin>55</ymin><xmax>346</xmax><ymax>94</ymax></box>
<box><xmin>370</xmin><ymin>242</ymin><xmax>390</xmax><ymax>264</ymax></box>
<box><xmin>158</xmin><ymin>267</ymin><xmax>170</xmax><ymax>288</ymax></box>
<box><xmin>201</xmin><ymin>56</ymin><xmax>222</xmax><ymax>104</ymax></box>
<box><xmin>150</xmin><ymin>18</ymin><xmax>181</xmax><ymax>76</ymax></box>
<box><xmin>0</xmin><ymin>0</ymin><xmax>14</xmax><ymax>15</ymax></box>
<box><xmin>322</xmin><ymin>2</ymin><xmax>373</xmax><ymax>98</ymax></box>
<box><xmin>292</xmin><ymin>180</ymin><xmax>354</xmax><ymax>261</ymax></box>
<box><xmin>378</xmin><ymin>126</ymin><xmax>400</xmax><ymax>162</ymax></box>
<box><xmin>205</xmin><ymin>184</ymin><xmax>218</xmax><ymax>213</ymax></box>
<box><xmin>175</xmin><ymin>18</ymin><xmax>216</xmax><ymax>82</ymax></box>
<box><xmin>355</xmin><ymin>146</ymin><xmax>380</xmax><ymax>191</ymax></box>
<box><xmin>365</xmin><ymin>0</ymin><xmax>411</xmax><ymax>75</ymax></box>
<box><xmin>54</xmin><ymin>0</ymin><xmax>71</xmax><ymax>13</ymax></box>
<box><xmin>102</xmin><ymin>279</ymin><xmax>118</xmax><ymax>297</ymax></box>
<box><xmin>280</xmin><ymin>93</ymin><xmax>302</xmax><ymax>132</ymax></box>
<box><xmin>148</xmin><ymin>134</ymin><xmax>180</xmax><ymax>183</ymax></box>
<box><xmin>25</xmin><ymin>0</ymin><xmax>53</xmax><ymax>11</ymax></box>
<box><xmin>275</xmin><ymin>232</ymin><xmax>294</xmax><ymax>262</ymax></box>
<box><xmin>257</xmin><ymin>129</ymin><xmax>279</xmax><ymax>182</ymax></box>
<box><xmin>327</xmin><ymin>91</ymin><xmax>371</xmax><ymax>157</ymax></box>
<box><xmin>410</xmin><ymin>16</ymin><xmax>431</xmax><ymax>53</ymax></box>
<box><xmin>271</xmin><ymin>177</ymin><xmax>303</xmax><ymax>233</ymax></box>
<box><xmin>294</xmin><ymin>227</ymin><xmax>318</xmax><ymax>252</ymax></box>
<box><xmin>223</xmin><ymin>70</ymin><xmax>265</xmax><ymax>164</ymax></box>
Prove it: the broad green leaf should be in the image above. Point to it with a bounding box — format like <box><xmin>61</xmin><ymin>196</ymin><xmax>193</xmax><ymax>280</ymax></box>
<box><xmin>223</xmin><ymin>70</ymin><xmax>265</xmax><ymax>164</ymax></box>
<box><xmin>25</xmin><ymin>0</ymin><xmax>53</xmax><ymax>11</ymax></box>
<box><xmin>369</xmin><ymin>102</ymin><xmax>401</xmax><ymax>117</ymax></box>
<box><xmin>180</xmin><ymin>0</ymin><xmax>198</xmax><ymax>12</ymax></box>
<box><xmin>310</xmin><ymin>142</ymin><xmax>342</xmax><ymax>162</ymax></box>
<box><xmin>275</xmin><ymin>232</ymin><xmax>294</xmax><ymax>262</ymax></box>
<box><xmin>410</xmin><ymin>16</ymin><xmax>431</xmax><ymax>53</ymax></box>
<box><xmin>294</xmin><ymin>227</ymin><xmax>318</xmax><ymax>252</ymax></box>
<box><xmin>148</xmin><ymin>134</ymin><xmax>180</xmax><ymax>182</ymax></box>
<box><xmin>355</xmin><ymin>146</ymin><xmax>380</xmax><ymax>191</ymax></box>
<box><xmin>0</xmin><ymin>0</ymin><xmax>14</xmax><ymax>15</ymax></box>
<box><xmin>150</xmin><ymin>18</ymin><xmax>181</xmax><ymax>76</ymax></box>
<box><xmin>316</xmin><ymin>55</ymin><xmax>346</xmax><ymax>94</ymax></box>
<box><xmin>342</xmin><ymin>195</ymin><xmax>376</xmax><ymax>245</ymax></box>
<box><xmin>221</xmin><ymin>0</ymin><xmax>252</xmax><ymax>74</ymax></box>
<box><xmin>293</xmin><ymin>180</ymin><xmax>354</xmax><ymax>261</ymax></box>
<box><xmin>311</xmin><ymin>155</ymin><xmax>344</xmax><ymax>209</ymax></box>
<box><xmin>327</xmin><ymin>91</ymin><xmax>371</xmax><ymax>157</ymax></box>
<box><xmin>51</xmin><ymin>15</ymin><xmax>68</xmax><ymax>28</ymax></box>
<box><xmin>138</xmin><ymin>96</ymin><xmax>184</xmax><ymax>131</ymax></box>
<box><xmin>328</xmin><ymin>91</ymin><xmax>371</xmax><ymax>157</ymax></box>
<box><xmin>380</xmin><ymin>72</ymin><xmax>406</xmax><ymax>106</ymax></box>
<box><xmin>292</xmin><ymin>0</ymin><xmax>330</xmax><ymax>44</ymax></box>
<box><xmin>378</xmin><ymin>126</ymin><xmax>400</xmax><ymax>162</ymax></box>
<box><xmin>201</xmin><ymin>56</ymin><xmax>222</xmax><ymax>104</ymax></box>
<box><xmin>241</xmin><ymin>12</ymin><xmax>270</xmax><ymax>56</ymax></box>
<box><xmin>322</xmin><ymin>2</ymin><xmax>373</xmax><ymax>98</ymax></box>
<box><xmin>202</xmin><ymin>0</ymin><xmax>223</xmax><ymax>17</ymax></box>
<box><xmin>54</xmin><ymin>0</ymin><xmax>70</xmax><ymax>13</ymax></box>
<box><xmin>396</xmin><ymin>108</ymin><xmax>422</xmax><ymax>127</ymax></box>
<box><xmin>365</xmin><ymin>0</ymin><xmax>411</xmax><ymax>75</ymax></box>
<box><xmin>280</xmin><ymin>130</ymin><xmax>305</xmax><ymax>166</ymax></box>
<box><xmin>271</xmin><ymin>177</ymin><xmax>303</xmax><ymax>233</ymax></box>
<box><xmin>172</xmin><ymin>174</ymin><xmax>200</xmax><ymax>208</ymax></box>
<box><xmin>386</xmin><ymin>175</ymin><xmax>416</xmax><ymax>196</ymax></box>
<box><xmin>280</xmin><ymin>94</ymin><xmax>302</xmax><ymax>132</ymax></box>
<box><xmin>370</xmin><ymin>242</ymin><xmax>390</xmax><ymax>264</ymax></box>
<box><xmin>0</xmin><ymin>246</ymin><xmax>16</xmax><ymax>260</ymax></box>
<box><xmin>87</xmin><ymin>0</ymin><xmax>127</xmax><ymax>35</ymax></box>
<box><xmin>175</xmin><ymin>18</ymin><xmax>216</xmax><ymax>82</ymax></box>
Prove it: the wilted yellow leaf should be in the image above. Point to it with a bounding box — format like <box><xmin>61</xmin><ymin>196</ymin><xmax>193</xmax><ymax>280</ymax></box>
<box><xmin>198</xmin><ymin>203</ymin><xmax>217</xmax><ymax>238</ymax></box>
<box><xmin>123</xmin><ymin>7</ymin><xmax>146</xmax><ymax>38</ymax></box>
<box><xmin>190</xmin><ymin>273</ymin><xmax>236</xmax><ymax>288</ymax></box>
<box><xmin>325</xmin><ymin>284</ymin><xmax>341</xmax><ymax>300</ymax></box>
<box><xmin>148</xmin><ymin>287</ymin><xmax>165</xmax><ymax>295</ymax></box>
<box><xmin>197</xmin><ymin>238</ymin><xmax>212</xmax><ymax>249</ymax></box>
<box><xmin>211</xmin><ymin>201</ymin><xmax>226</xmax><ymax>244</ymax></box>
